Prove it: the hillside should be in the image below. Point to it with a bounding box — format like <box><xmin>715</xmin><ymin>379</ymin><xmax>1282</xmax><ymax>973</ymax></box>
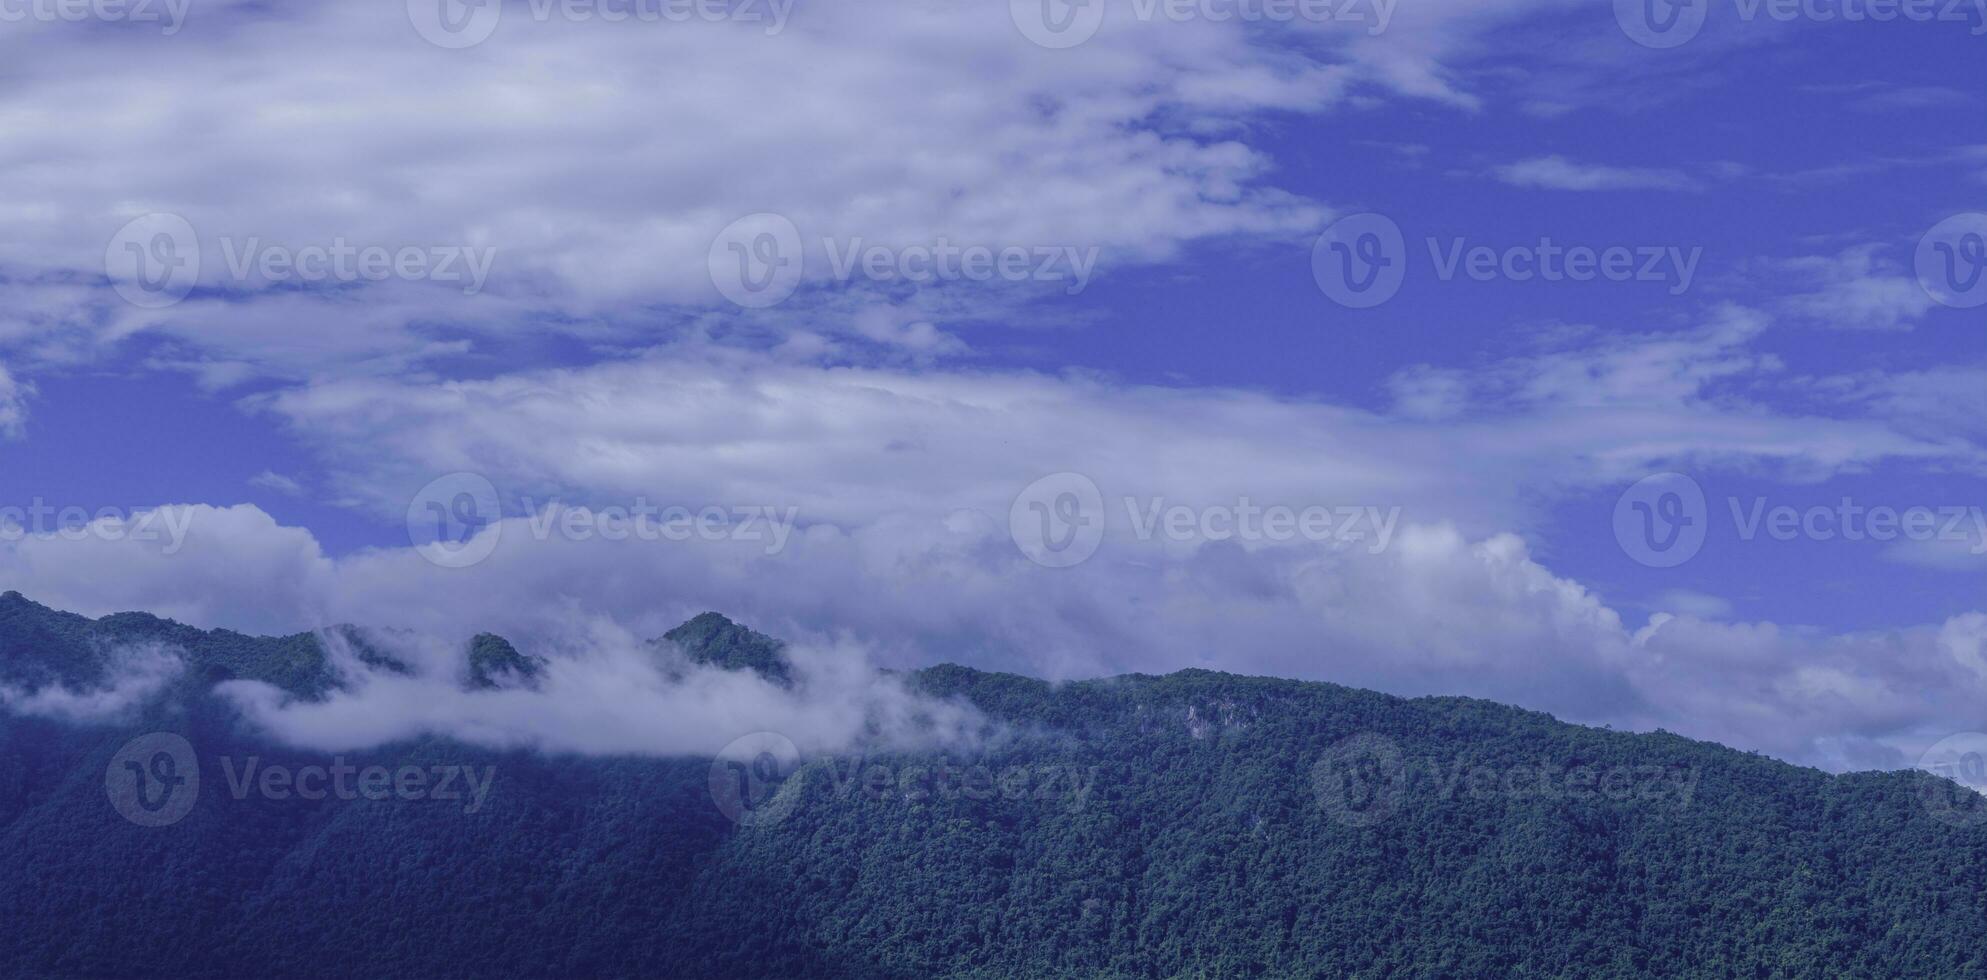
<box><xmin>0</xmin><ymin>593</ymin><xmax>1983</xmax><ymax>978</ymax></box>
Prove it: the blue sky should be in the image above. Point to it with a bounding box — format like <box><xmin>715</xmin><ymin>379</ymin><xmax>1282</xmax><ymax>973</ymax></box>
<box><xmin>0</xmin><ymin>0</ymin><xmax>1982</xmax><ymax>771</ymax></box>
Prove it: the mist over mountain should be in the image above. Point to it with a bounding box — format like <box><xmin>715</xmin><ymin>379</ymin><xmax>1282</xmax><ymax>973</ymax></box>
<box><xmin>2</xmin><ymin>593</ymin><xmax>1985</xmax><ymax>978</ymax></box>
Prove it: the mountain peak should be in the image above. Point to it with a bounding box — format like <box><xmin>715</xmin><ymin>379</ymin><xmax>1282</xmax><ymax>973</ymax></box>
<box><xmin>658</xmin><ymin>612</ymin><xmax>792</xmax><ymax>685</ymax></box>
<box><xmin>672</xmin><ymin>611</ymin><xmax>742</xmax><ymax>634</ymax></box>
<box><xmin>468</xmin><ymin>633</ymin><xmax>546</xmax><ymax>689</ymax></box>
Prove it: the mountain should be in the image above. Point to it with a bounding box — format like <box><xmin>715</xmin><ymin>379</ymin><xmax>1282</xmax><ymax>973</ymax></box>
<box><xmin>1</xmin><ymin>593</ymin><xmax>1984</xmax><ymax>978</ymax></box>
<box><xmin>657</xmin><ymin>610</ymin><xmax>793</xmax><ymax>685</ymax></box>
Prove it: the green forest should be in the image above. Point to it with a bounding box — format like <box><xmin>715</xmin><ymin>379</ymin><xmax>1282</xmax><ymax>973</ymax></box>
<box><xmin>1</xmin><ymin>591</ymin><xmax>1983</xmax><ymax>978</ymax></box>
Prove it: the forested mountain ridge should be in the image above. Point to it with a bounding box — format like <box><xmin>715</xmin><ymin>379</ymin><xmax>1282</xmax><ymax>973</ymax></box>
<box><xmin>1</xmin><ymin>593</ymin><xmax>1983</xmax><ymax>978</ymax></box>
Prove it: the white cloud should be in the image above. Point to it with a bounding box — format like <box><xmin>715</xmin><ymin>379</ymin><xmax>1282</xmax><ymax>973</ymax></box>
<box><xmin>1627</xmin><ymin>612</ymin><xmax>1987</xmax><ymax>771</ymax></box>
<box><xmin>1884</xmin><ymin>532</ymin><xmax>1987</xmax><ymax>572</ymax></box>
<box><xmin>1801</xmin><ymin>82</ymin><xmax>1973</xmax><ymax>113</ymax></box>
<box><xmin>1398</xmin><ymin>306</ymin><xmax>1776</xmax><ymax>412</ymax></box>
<box><xmin>1651</xmin><ymin>589</ymin><xmax>1734</xmax><ymax>620</ymax></box>
<box><xmin>1490</xmin><ymin>155</ymin><xmax>1701</xmax><ymax>192</ymax></box>
<box><xmin>1832</xmin><ymin>364</ymin><xmax>1987</xmax><ymax>446</ymax></box>
<box><xmin>0</xmin><ymin>504</ymin><xmax>337</xmax><ymax>636</ymax></box>
<box><xmin>249</xmin><ymin>470</ymin><xmax>306</xmax><ymax>496</ymax></box>
<box><xmin>0</xmin><ymin>363</ymin><xmax>32</xmax><ymax>439</ymax></box>
<box><xmin>0</xmin><ymin>0</ymin><xmax>1620</xmax><ymax>379</ymax></box>
<box><xmin>219</xmin><ymin>620</ymin><xmax>985</xmax><ymax>759</ymax></box>
<box><xmin>244</xmin><ymin>310</ymin><xmax>1965</xmax><ymax>548</ymax></box>
<box><xmin>1774</xmin><ymin>245</ymin><xmax>1937</xmax><ymax>331</ymax></box>
<box><xmin>0</xmin><ymin>642</ymin><xmax>185</xmax><ymax>723</ymax></box>
<box><xmin>0</xmin><ymin>311</ymin><xmax>1979</xmax><ymax>770</ymax></box>
<box><xmin>1</xmin><ymin>497</ymin><xmax>1979</xmax><ymax>773</ymax></box>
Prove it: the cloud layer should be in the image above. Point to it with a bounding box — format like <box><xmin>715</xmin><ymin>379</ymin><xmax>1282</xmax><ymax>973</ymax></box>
<box><xmin>217</xmin><ymin>620</ymin><xmax>986</xmax><ymax>759</ymax></box>
<box><xmin>0</xmin><ymin>642</ymin><xmax>185</xmax><ymax>723</ymax></box>
<box><xmin>3</xmin><ymin>310</ymin><xmax>1982</xmax><ymax>773</ymax></box>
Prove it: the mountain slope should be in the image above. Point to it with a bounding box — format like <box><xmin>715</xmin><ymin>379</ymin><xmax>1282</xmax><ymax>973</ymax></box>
<box><xmin>0</xmin><ymin>596</ymin><xmax>1983</xmax><ymax>978</ymax></box>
